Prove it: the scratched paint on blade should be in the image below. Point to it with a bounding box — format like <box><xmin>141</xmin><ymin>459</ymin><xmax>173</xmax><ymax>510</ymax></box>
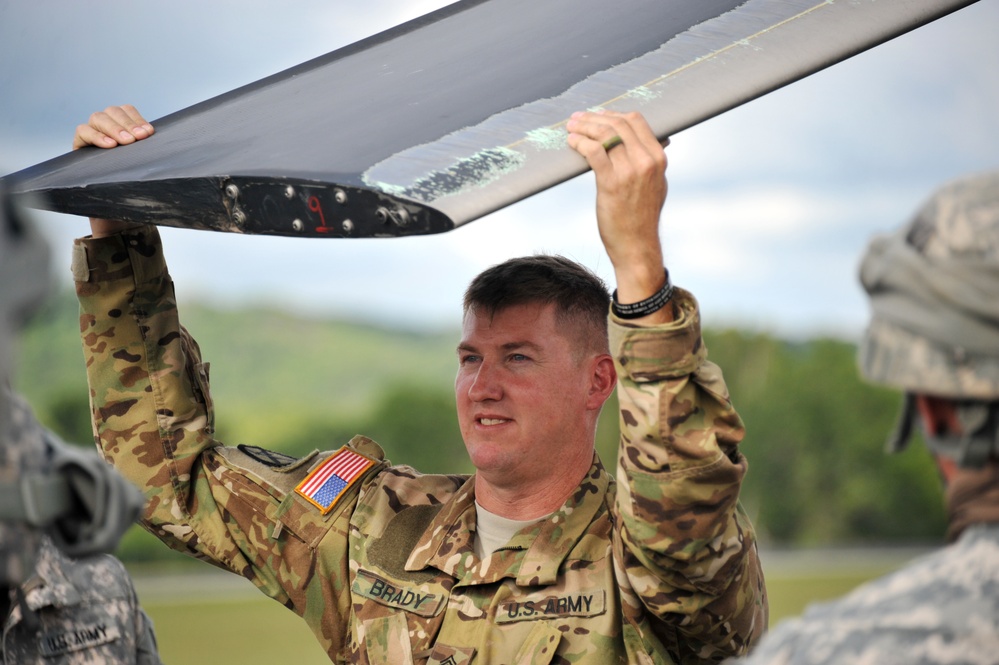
<box><xmin>360</xmin><ymin>0</ymin><xmax>771</xmax><ymax>204</ymax></box>
<box><xmin>369</xmin><ymin>147</ymin><xmax>525</xmax><ymax>203</ymax></box>
<box><xmin>624</xmin><ymin>86</ymin><xmax>660</xmax><ymax>103</ymax></box>
<box><xmin>363</xmin><ymin>0</ymin><xmax>869</xmax><ymax>218</ymax></box>
<box><xmin>525</xmin><ymin>127</ymin><xmax>568</xmax><ymax>151</ymax></box>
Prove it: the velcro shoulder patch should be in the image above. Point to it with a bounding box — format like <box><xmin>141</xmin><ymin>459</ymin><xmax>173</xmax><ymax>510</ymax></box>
<box><xmin>215</xmin><ymin>445</ymin><xmax>319</xmax><ymax>496</ymax></box>
<box><xmin>237</xmin><ymin>444</ymin><xmax>300</xmax><ymax>468</ymax></box>
<box><xmin>295</xmin><ymin>446</ymin><xmax>377</xmax><ymax>514</ymax></box>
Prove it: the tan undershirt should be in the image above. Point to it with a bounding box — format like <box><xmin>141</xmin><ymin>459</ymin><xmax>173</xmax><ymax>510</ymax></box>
<box><xmin>473</xmin><ymin>501</ymin><xmax>549</xmax><ymax>559</ymax></box>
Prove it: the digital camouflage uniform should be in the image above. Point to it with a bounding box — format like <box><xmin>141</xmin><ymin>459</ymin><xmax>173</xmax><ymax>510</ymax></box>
<box><xmin>731</xmin><ymin>524</ymin><xmax>999</xmax><ymax>665</ymax></box>
<box><xmin>0</xmin><ymin>394</ymin><xmax>48</xmax><ymax>603</ymax></box>
<box><xmin>2</xmin><ymin>537</ymin><xmax>162</xmax><ymax>665</ymax></box>
<box><xmin>0</xmin><ymin>392</ymin><xmax>155</xmax><ymax>665</ymax></box>
<box><xmin>0</xmin><ymin>181</ymin><xmax>52</xmax><ymax>598</ymax></box>
<box><xmin>72</xmin><ymin>226</ymin><xmax>767</xmax><ymax>664</ymax></box>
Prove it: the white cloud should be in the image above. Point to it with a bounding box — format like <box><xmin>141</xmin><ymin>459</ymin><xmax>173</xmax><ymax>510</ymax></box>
<box><xmin>4</xmin><ymin>0</ymin><xmax>998</xmax><ymax>340</ymax></box>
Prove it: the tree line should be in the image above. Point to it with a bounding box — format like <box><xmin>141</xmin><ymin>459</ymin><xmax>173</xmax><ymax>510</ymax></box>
<box><xmin>14</xmin><ymin>291</ymin><xmax>946</xmax><ymax>561</ymax></box>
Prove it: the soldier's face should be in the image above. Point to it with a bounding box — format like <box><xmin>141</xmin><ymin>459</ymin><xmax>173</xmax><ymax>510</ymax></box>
<box><xmin>455</xmin><ymin>302</ymin><xmax>600</xmax><ymax>484</ymax></box>
<box><xmin>915</xmin><ymin>394</ymin><xmax>963</xmax><ymax>483</ymax></box>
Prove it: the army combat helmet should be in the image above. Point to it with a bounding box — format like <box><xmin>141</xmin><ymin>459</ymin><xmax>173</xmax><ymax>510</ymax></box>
<box><xmin>858</xmin><ymin>170</ymin><xmax>999</xmax><ymax>467</ymax></box>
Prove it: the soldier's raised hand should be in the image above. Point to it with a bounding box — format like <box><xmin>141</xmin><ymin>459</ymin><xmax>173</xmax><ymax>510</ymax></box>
<box><xmin>567</xmin><ymin>110</ymin><xmax>673</xmax><ymax>323</ymax></box>
<box><xmin>72</xmin><ymin>104</ymin><xmax>154</xmax><ymax>150</ymax></box>
<box><xmin>72</xmin><ymin>105</ymin><xmax>154</xmax><ymax>238</ymax></box>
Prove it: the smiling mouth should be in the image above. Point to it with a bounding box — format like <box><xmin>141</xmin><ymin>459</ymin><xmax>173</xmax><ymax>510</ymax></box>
<box><xmin>478</xmin><ymin>418</ymin><xmax>510</xmax><ymax>426</ymax></box>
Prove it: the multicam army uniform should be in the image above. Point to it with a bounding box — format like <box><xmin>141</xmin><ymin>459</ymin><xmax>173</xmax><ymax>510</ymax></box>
<box><xmin>72</xmin><ymin>226</ymin><xmax>767</xmax><ymax>664</ymax></box>
<box><xmin>2</xmin><ymin>537</ymin><xmax>161</xmax><ymax>664</ymax></box>
<box><xmin>731</xmin><ymin>524</ymin><xmax>999</xmax><ymax>665</ymax></box>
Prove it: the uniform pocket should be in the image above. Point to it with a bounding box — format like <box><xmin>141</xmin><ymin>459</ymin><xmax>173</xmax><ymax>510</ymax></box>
<box><xmin>512</xmin><ymin>622</ymin><xmax>563</xmax><ymax>665</ymax></box>
<box><xmin>363</xmin><ymin>613</ymin><xmax>415</xmax><ymax>664</ymax></box>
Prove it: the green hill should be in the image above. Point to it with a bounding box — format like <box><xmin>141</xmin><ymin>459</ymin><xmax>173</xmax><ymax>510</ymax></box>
<box><xmin>14</xmin><ymin>289</ymin><xmax>461</xmax><ymax>452</ymax></box>
<box><xmin>12</xmin><ymin>289</ymin><xmax>947</xmax><ymax>548</ymax></box>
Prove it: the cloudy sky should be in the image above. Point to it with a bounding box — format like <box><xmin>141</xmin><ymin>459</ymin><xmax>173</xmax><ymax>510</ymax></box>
<box><xmin>2</xmin><ymin>0</ymin><xmax>997</xmax><ymax>339</ymax></box>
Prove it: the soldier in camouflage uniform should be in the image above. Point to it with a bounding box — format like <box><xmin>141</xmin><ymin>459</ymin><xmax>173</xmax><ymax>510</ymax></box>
<box><xmin>3</xmin><ymin>530</ymin><xmax>163</xmax><ymax>664</ymax></box>
<box><xmin>0</xmin><ymin>181</ymin><xmax>52</xmax><ymax>610</ymax></box>
<box><xmin>71</xmin><ymin>106</ymin><xmax>767</xmax><ymax>663</ymax></box>
<box><xmin>732</xmin><ymin>171</ymin><xmax>999</xmax><ymax>665</ymax></box>
<box><xmin>0</xmin><ymin>183</ymin><xmax>162</xmax><ymax>664</ymax></box>
<box><xmin>2</xmin><ymin>391</ymin><xmax>164</xmax><ymax>665</ymax></box>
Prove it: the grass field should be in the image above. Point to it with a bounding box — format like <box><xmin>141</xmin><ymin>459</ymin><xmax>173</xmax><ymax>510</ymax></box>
<box><xmin>132</xmin><ymin>547</ymin><xmax>927</xmax><ymax>663</ymax></box>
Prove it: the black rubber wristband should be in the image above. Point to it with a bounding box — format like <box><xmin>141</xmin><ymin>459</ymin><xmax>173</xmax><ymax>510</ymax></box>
<box><xmin>611</xmin><ymin>269</ymin><xmax>674</xmax><ymax>319</ymax></box>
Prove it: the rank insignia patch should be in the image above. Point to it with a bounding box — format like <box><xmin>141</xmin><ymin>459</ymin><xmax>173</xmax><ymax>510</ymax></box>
<box><xmin>295</xmin><ymin>447</ymin><xmax>375</xmax><ymax>514</ymax></box>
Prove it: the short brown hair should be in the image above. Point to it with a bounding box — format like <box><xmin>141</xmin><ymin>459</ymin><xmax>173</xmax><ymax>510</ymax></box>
<box><xmin>463</xmin><ymin>255</ymin><xmax>610</xmax><ymax>356</ymax></box>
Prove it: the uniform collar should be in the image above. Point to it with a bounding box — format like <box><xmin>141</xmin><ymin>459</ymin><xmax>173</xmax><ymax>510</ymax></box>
<box><xmin>405</xmin><ymin>453</ymin><xmax>611</xmax><ymax>586</ymax></box>
<box><xmin>5</xmin><ymin>538</ymin><xmax>81</xmax><ymax>628</ymax></box>
<box><xmin>23</xmin><ymin>538</ymin><xmax>82</xmax><ymax>612</ymax></box>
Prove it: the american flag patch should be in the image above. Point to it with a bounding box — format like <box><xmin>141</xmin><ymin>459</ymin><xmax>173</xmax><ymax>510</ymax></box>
<box><xmin>295</xmin><ymin>447</ymin><xmax>375</xmax><ymax>514</ymax></box>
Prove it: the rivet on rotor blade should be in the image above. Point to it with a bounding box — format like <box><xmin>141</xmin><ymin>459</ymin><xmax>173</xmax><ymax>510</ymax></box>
<box><xmin>342</xmin><ymin>219</ymin><xmax>354</xmax><ymax>234</ymax></box>
<box><xmin>334</xmin><ymin>189</ymin><xmax>348</xmax><ymax>204</ymax></box>
<box><xmin>232</xmin><ymin>209</ymin><xmax>247</xmax><ymax>225</ymax></box>
<box><xmin>225</xmin><ymin>184</ymin><xmax>240</xmax><ymax>199</ymax></box>
<box><xmin>284</xmin><ymin>186</ymin><xmax>296</xmax><ymax>199</ymax></box>
<box><xmin>292</xmin><ymin>218</ymin><xmax>304</xmax><ymax>232</ymax></box>
<box><xmin>375</xmin><ymin>206</ymin><xmax>409</xmax><ymax>227</ymax></box>
<box><xmin>393</xmin><ymin>207</ymin><xmax>411</xmax><ymax>227</ymax></box>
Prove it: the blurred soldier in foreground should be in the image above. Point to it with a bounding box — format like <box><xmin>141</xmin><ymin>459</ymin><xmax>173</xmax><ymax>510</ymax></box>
<box><xmin>0</xmin><ymin>185</ymin><xmax>162</xmax><ymax>664</ymax></box>
<box><xmin>0</xmin><ymin>180</ymin><xmax>52</xmax><ymax>615</ymax></box>
<box><xmin>732</xmin><ymin>171</ymin><xmax>999</xmax><ymax>665</ymax></box>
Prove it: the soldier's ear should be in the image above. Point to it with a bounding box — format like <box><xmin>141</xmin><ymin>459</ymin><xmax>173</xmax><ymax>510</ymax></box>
<box><xmin>586</xmin><ymin>356</ymin><xmax>616</xmax><ymax>410</ymax></box>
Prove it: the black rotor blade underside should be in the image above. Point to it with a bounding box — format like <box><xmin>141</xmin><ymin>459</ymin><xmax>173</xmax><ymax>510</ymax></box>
<box><xmin>3</xmin><ymin>0</ymin><xmax>978</xmax><ymax>238</ymax></box>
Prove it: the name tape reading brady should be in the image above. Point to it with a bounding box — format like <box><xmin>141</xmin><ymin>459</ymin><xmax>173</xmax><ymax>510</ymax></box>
<box><xmin>352</xmin><ymin>570</ymin><xmax>446</xmax><ymax>617</ymax></box>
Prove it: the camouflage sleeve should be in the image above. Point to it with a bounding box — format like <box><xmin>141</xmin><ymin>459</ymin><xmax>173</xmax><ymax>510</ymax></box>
<box><xmin>609</xmin><ymin>288</ymin><xmax>768</xmax><ymax>663</ymax></box>
<box><xmin>70</xmin><ymin>226</ymin><xmax>354</xmax><ymax>639</ymax></box>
